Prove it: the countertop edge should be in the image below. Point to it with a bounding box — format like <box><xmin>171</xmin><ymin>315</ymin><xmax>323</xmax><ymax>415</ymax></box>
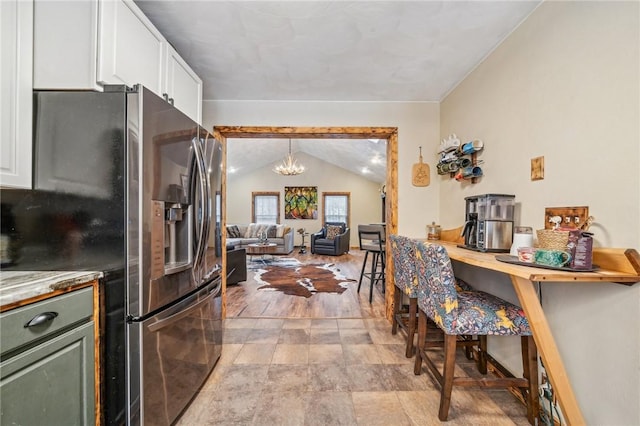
<box><xmin>0</xmin><ymin>271</ymin><xmax>104</xmax><ymax>309</ymax></box>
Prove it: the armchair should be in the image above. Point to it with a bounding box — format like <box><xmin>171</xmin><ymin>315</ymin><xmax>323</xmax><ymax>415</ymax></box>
<box><xmin>310</xmin><ymin>222</ymin><xmax>350</xmax><ymax>256</ymax></box>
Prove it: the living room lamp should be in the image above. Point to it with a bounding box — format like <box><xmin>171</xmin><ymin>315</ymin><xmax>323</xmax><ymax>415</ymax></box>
<box><xmin>273</xmin><ymin>139</ymin><xmax>305</xmax><ymax>176</ymax></box>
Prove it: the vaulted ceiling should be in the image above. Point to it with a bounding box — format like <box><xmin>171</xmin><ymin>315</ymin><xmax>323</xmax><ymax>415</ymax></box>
<box><xmin>226</xmin><ymin>138</ymin><xmax>387</xmax><ymax>182</ymax></box>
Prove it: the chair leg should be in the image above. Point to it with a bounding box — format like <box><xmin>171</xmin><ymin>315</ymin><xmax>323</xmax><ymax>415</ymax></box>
<box><xmin>380</xmin><ymin>252</ymin><xmax>386</xmax><ymax>291</ymax></box>
<box><xmin>522</xmin><ymin>336</ymin><xmax>539</xmax><ymax>425</ymax></box>
<box><xmin>414</xmin><ymin>310</ymin><xmax>428</xmax><ymax>375</ymax></box>
<box><xmin>369</xmin><ymin>251</ymin><xmax>377</xmax><ymax>304</ymax></box>
<box><xmin>392</xmin><ymin>285</ymin><xmax>402</xmax><ymax>335</ymax></box>
<box><xmin>478</xmin><ymin>335</ymin><xmax>488</xmax><ymax>374</ymax></box>
<box><xmin>357</xmin><ymin>251</ymin><xmax>369</xmax><ymax>293</ymax></box>
<box><xmin>406</xmin><ymin>297</ymin><xmax>417</xmax><ymax>358</ymax></box>
<box><xmin>439</xmin><ymin>334</ymin><xmax>457</xmax><ymax>421</ymax></box>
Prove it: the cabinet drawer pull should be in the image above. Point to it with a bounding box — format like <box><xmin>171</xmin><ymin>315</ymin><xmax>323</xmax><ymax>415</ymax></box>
<box><xmin>24</xmin><ymin>312</ymin><xmax>59</xmax><ymax>328</ymax></box>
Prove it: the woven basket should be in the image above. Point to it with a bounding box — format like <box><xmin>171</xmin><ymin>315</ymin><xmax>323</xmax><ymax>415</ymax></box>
<box><xmin>536</xmin><ymin>229</ymin><xmax>569</xmax><ymax>251</ymax></box>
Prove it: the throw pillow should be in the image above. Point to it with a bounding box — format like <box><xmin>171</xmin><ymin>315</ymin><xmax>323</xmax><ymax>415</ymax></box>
<box><xmin>227</xmin><ymin>225</ymin><xmax>241</xmax><ymax>238</ymax></box>
<box><xmin>255</xmin><ymin>224</ymin><xmax>270</xmax><ymax>238</ymax></box>
<box><xmin>326</xmin><ymin>225</ymin><xmax>342</xmax><ymax>240</ymax></box>
<box><xmin>275</xmin><ymin>224</ymin><xmax>285</xmax><ymax>238</ymax></box>
<box><xmin>245</xmin><ymin>223</ymin><xmax>257</xmax><ymax>238</ymax></box>
<box><xmin>267</xmin><ymin>225</ymin><xmax>277</xmax><ymax>238</ymax></box>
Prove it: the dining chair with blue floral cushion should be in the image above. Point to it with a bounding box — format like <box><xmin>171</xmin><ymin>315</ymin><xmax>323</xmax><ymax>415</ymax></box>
<box><xmin>413</xmin><ymin>240</ymin><xmax>539</xmax><ymax>424</ymax></box>
<box><xmin>390</xmin><ymin>235</ymin><xmax>476</xmax><ymax>358</ymax></box>
<box><xmin>389</xmin><ymin>234</ymin><xmax>419</xmax><ymax>357</ymax></box>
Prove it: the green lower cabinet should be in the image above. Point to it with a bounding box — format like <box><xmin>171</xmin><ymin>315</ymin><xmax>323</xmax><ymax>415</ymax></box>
<box><xmin>1</xmin><ymin>321</ymin><xmax>95</xmax><ymax>426</ymax></box>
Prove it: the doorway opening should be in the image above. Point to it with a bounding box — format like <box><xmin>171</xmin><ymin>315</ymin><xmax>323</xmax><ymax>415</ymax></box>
<box><xmin>213</xmin><ymin>126</ymin><xmax>398</xmax><ymax>320</ymax></box>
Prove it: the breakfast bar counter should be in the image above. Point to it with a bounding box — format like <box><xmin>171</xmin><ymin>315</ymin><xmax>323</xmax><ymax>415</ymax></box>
<box><xmin>437</xmin><ymin>241</ymin><xmax>640</xmax><ymax>426</ymax></box>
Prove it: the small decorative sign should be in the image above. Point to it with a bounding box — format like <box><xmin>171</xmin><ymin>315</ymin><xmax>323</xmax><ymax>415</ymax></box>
<box><xmin>531</xmin><ymin>156</ymin><xmax>544</xmax><ymax>181</ymax></box>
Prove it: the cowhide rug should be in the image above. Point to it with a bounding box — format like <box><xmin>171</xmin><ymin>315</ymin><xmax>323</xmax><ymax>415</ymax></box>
<box><xmin>252</xmin><ymin>259</ymin><xmax>356</xmax><ymax>298</ymax></box>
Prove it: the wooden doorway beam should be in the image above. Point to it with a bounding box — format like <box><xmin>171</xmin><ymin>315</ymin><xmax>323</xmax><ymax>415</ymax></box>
<box><xmin>214</xmin><ymin>126</ymin><xmax>396</xmax><ymax>140</ymax></box>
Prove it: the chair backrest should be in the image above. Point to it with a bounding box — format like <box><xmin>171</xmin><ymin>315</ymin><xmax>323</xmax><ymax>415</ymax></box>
<box><xmin>389</xmin><ymin>235</ymin><xmax>418</xmax><ymax>296</ymax></box>
<box><xmin>414</xmin><ymin>240</ymin><xmax>459</xmax><ymax>333</ymax></box>
<box><xmin>369</xmin><ymin>223</ymin><xmax>387</xmax><ymax>242</ymax></box>
<box><xmin>358</xmin><ymin>224</ymin><xmax>384</xmax><ymax>252</ymax></box>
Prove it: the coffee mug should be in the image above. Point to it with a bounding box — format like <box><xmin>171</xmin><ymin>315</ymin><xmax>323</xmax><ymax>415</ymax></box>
<box><xmin>534</xmin><ymin>249</ymin><xmax>571</xmax><ymax>267</ymax></box>
<box><xmin>456</xmin><ymin>157</ymin><xmax>472</xmax><ymax>168</ymax></box>
<box><xmin>460</xmin><ymin>139</ymin><xmax>484</xmax><ymax>155</ymax></box>
<box><xmin>459</xmin><ymin>166</ymin><xmax>483</xmax><ymax>179</ymax></box>
<box><xmin>517</xmin><ymin>247</ymin><xmax>536</xmax><ymax>263</ymax></box>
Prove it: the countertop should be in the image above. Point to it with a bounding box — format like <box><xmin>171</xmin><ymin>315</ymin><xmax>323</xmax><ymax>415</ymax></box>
<box><xmin>0</xmin><ymin>271</ymin><xmax>103</xmax><ymax>310</ymax></box>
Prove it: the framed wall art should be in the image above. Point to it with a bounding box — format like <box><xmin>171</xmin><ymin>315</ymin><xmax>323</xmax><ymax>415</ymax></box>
<box><xmin>284</xmin><ymin>186</ymin><xmax>318</xmax><ymax>219</ymax></box>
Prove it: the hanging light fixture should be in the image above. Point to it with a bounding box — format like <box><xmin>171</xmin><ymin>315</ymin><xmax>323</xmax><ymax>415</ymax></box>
<box><xmin>273</xmin><ymin>139</ymin><xmax>305</xmax><ymax>176</ymax></box>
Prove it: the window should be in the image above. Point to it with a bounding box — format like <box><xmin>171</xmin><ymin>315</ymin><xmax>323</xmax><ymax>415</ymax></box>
<box><xmin>252</xmin><ymin>192</ymin><xmax>280</xmax><ymax>223</ymax></box>
<box><xmin>323</xmin><ymin>192</ymin><xmax>350</xmax><ymax>225</ymax></box>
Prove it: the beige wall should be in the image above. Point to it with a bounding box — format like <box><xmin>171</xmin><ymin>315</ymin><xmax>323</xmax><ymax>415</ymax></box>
<box><xmin>202</xmin><ymin>100</ymin><xmax>441</xmax><ymax>239</ymax></box>
<box><xmin>225</xmin><ymin>151</ymin><xmax>382</xmax><ymax>246</ymax></box>
<box><xmin>440</xmin><ymin>2</ymin><xmax>639</xmax><ymax>424</ymax></box>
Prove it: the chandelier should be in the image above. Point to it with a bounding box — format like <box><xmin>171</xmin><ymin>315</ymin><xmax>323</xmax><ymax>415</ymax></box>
<box><xmin>273</xmin><ymin>139</ymin><xmax>305</xmax><ymax>176</ymax></box>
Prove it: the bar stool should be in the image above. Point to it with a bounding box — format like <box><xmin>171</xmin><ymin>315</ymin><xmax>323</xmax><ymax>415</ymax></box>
<box><xmin>389</xmin><ymin>235</ymin><xmax>476</xmax><ymax>358</ymax></box>
<box><xmin>357</xmin><ymin>224</ymin><xmax>386</xmax><ymax>303</ymax></box>
<box><xmin>389</xmin><ymin>234</ymin><xmax>419</xmax><ymax>357</ymax></box>
<box><xmin>413</xmin><ymin>240</ymin><xmax>539</xmax><ymax>424</ymax></box>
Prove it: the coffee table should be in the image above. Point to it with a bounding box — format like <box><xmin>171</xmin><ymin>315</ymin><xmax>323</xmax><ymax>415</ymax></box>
<box><xmin>246</xmin><ymin>243</ymin><xmax>278</xmax><ymax>260</ymax></box>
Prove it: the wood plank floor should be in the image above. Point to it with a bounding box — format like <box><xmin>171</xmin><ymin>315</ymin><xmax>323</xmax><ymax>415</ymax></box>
<box><xmin>226</xmin><ymin>249</ymin><xmax>387</xmax><ymax>319</ymax></box>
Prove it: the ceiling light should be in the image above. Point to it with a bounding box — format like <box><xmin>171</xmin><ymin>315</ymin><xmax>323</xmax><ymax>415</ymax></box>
<box><xmin>361</xmin><ymin>167</ymin><xmax>370</xmax><ymax>174</ymax></box>
<box><xmin>371</xmin><ymin>155</ymin><xmax>382</xmax><ymax>164</ymax></box>
<box><xmin>228</xmin><ymin>166</ymin><xmax>237</xmax><ymax>174</ymax></box>
<box><xmin>273</xmin><ymin>139</ymin><xmax>305</xmax><ymax>176</ymax></box>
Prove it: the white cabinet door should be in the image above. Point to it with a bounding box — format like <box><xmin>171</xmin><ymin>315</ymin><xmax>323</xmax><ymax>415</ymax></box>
<box><xmin>0</xmin><ymin>0</ymin><xmax>33</xmax><ymax>189</ymax></box>
<box><xmin>98</xmin><ymin>0</ymin><xmax>165</xmax><ymax>97</ymax></box>
<box><xmin>33</xmin><ymin>0</ymin><xmax>99</xmax><ymax>90</ymax></box>
<box><xmin>164</xmin><ymin>45</ymin><xmax>203</xmax><ymax>124</ymax></box>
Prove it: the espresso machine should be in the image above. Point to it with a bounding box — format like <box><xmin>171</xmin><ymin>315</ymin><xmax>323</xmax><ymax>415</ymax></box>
<box><xmin>460</xmin><ymin>194</ymin><xmax>515</xmax><ymax>252</ymax></box>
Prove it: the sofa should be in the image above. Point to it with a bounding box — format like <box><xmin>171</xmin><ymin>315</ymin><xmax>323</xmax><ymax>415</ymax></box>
<box><xmin>225</xmin><ymin>223</ymin><xmax>294</xmax><ymax>254</ymax></box>
<box><xmin>311</xmin><ymin>222</ymin><xmax>350</xmax><ymax>256</ymax></box>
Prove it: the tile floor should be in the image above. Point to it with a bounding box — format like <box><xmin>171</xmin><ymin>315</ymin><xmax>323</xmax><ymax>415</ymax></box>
<box><xmin>176</xmin><ymin>317</ymin><xmax>530</xmax><ymax>425</ymax></box>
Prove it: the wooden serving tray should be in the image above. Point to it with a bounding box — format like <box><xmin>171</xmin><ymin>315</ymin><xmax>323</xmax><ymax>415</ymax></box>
<box><xmin>495</xmin><ymin>255</ymin><xmax>599</xmax><ymax>272</ymax></box>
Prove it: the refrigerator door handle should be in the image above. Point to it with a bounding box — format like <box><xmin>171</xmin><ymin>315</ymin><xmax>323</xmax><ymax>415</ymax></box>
<box><xmin>200</xmin><ymin>138</ymin><xmax>212</xmax><ymax>267</ymax></box>
<box><xmin>147</xmin><ymin>279</ymin><xmax>221</xmax><ymax>333</ymax></box>
<box><xmin>190</xmin><ymin>137</ymin><xmax>210</xmax><ymax>280</ymax></box>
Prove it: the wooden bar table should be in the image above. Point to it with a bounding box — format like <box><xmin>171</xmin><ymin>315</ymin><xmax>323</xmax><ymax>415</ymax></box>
<box><xmin>436</xmin><ymin>241</ymin><xmax>640</xmax><ymax>426</ymax></box>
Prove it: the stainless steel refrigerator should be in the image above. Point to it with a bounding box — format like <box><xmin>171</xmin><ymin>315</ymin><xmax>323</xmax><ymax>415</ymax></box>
<box><xmin>2</xmin><ymin>85</ymin><xmax>223</xmax><ymax>425</ymax></box>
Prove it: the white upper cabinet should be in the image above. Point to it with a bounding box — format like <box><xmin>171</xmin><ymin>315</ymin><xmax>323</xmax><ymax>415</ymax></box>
<box><xmin>164</xmin><ymin>44</ymin><xmax>203</xmax><ymax>124</ymax></box>
<box><xmin>33</xmin><ymin>0</ymin><xmax>201</xmax><ymax>121</ymax></box>
<box><xmin>1</xmin><ymin>0</ymin><xmax>33</xmax><ymax>189</ymax></box>
<box><xmin>98</xmin><ymin>0</ymin><xmax>164</xmax><ymax>96</ymax></box>
<box><xmin>33</xmin><ymin>0</ymin><xmax>100</xmax><ymax>91</ymax></box>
